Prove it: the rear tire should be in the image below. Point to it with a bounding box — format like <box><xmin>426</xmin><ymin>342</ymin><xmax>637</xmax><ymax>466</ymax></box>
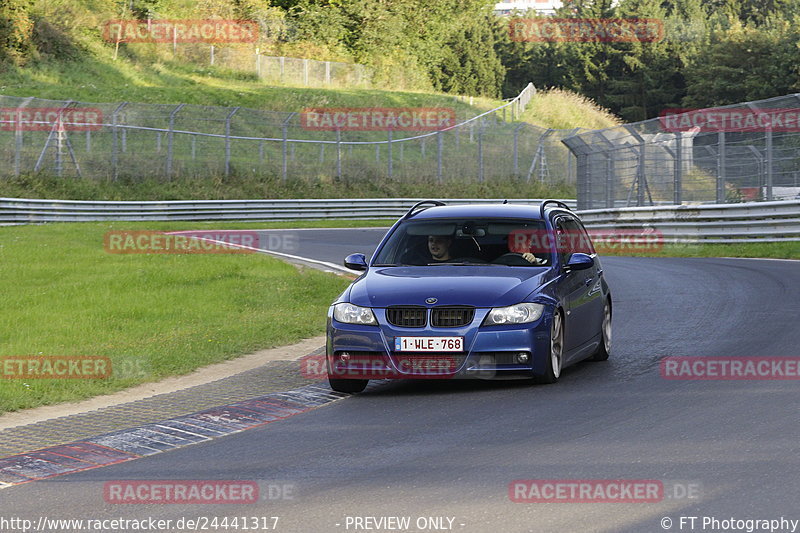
<box><xmin>590</xmin><ymin>298</ymin><xmax>612</xmax><ymax>362</ymax></box>
<box><xmin>537</xmin><ymin>310</ymin><xmax>563</xmax><ymax>384</ymax></box>
<box><xmin>328</xmin><ymin>378</ymin><xmax>369</xmax><ymax>393</ymax></box>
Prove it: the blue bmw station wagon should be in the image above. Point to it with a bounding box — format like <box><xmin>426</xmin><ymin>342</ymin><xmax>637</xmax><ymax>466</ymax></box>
<box><xmin>326</xmin><ymin>200</ymin><xmax>612</xmax><ymax>393</ymax></box>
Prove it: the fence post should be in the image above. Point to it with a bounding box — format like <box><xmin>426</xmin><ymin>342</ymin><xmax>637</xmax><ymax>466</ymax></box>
<box><xmin>304</xmin><ymin>59</ymin><xmax>309</xmax><ymax>85</ymax></box>
<box><xmin>336</xmin><ymin>129</ymin><xmax>342</xmax><ymax>181</ymax></box>
<box><xmin>225</xmin><ymin>106</ymin><xmax>240</xmax><ymax>177</ymax></box>
<box><xmin>281</xmin><ymin>114</ymin><xmax>294</xmax><ymax>183</ymax></box>
<box><xmin>674</xmin><ymin>131</ymin><xmax>682</xmax><ymax>205</ymax></box>
<box><xmin>210</xmin><ymin>45</ymin><xmax>214</xmax><ymax>65</ymax></box>
<box><xmin>280</xmin><ymin>56</ymin><xmax>285</xmax><ymax>83</ymax></box>
<box><xmin>14</xmin><ymin>109</ymin><xmax>23</xmax><ymax>177</ymax></box>
<box><xmin>192</xmin><ymin>135</ymin><xmax>197</xmax><ymax>160</ymax></box>
<box><xmin>716</xmin><ymin>130</ymin><xmax>726</xmax><ymax>203</ymax></box>
<box><xmin>325</xmin><ymin>62</ymin><xmax>331</xmax><ymax>85</ymax></box>
<box><xmin>387</xmin><ymin>129</ymin><xmax>393</xmax><ymax>179</ymax></box>
<box><xmin>437</xmin><ymin>131</ymin><xmax>443</xmax><ymax>184</ymax></box>
<box><xmin>255</xmin><ymin>50</ymin><xmax>260</xmax><ymax>77</ymax></box>
<box><xmin>765</xmin><ymin>126</ymin><xmax>773</xmax><ymax>201</ymax></box>
<box><xmin>111</xmin><ymin>102</ymin><xmax>127</xmax><ymax>181</ymax></box>
<box><xmin>637</xmin><ymin>140</ymin><xmax>646</xmax><ymax>206</ymax></box>
<box><xmin>166</xmin><ymin>103</ymin><xmax>185</xmax><ymax>179</ymax></box>
<box><xmin>512</xmin><ymin>124</ymin><xmax>523</xmax><ymax>176</ymax></box>
<box><xmin>477</xmin><ymin>121</ymin><xmax>484</xmax><ymax>183</ymax></box>
<box><xmin>605</xmin><ymin>153</ymin><xmax>614</xmax><ymax>208</ymax></box>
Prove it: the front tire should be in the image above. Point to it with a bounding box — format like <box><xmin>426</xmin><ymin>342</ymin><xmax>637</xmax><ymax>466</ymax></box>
<box><xmin>590</xmin><ymin>298</ymin><xmax>612</xmax><ymax>362</ymax></box>
<box><xmin>537</xmin><ymin>310</ymin><xmax>564</xmax><ymax>384</ymax></box>
<box><xmin>328</xmin><ymin>378</ymin><xmax>369</xmax><ymax>393</ymax></box>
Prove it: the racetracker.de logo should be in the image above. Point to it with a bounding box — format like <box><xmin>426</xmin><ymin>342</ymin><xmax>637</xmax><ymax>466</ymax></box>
<box><xmin>104</xmin><ymin>481</ymin><xmax>259</xmax><ymax>504</ymax></box>
<box><xmin>104</xmin><ymin>231</ymin><xmax>262</xmax><ymax>254</ymax></box>
<box><xmin>300</xmin><ymin>107</ymin><xmax>456</xmax><ymax>131</ymax></box>
<box><xmin>0</xmin><ymin>108</ymin><xmax>103</xmax><ymax>132</ymax></box>
<box><xmin>1</xmin><ymin>356</ymin><xmax>111</xmax><ymax>379</ymax></box>
<box><xmin>509</xmin><ymin>479</ymin><xmax>663</xmax><ymax>503</ymax></box>
<box><xmin>102</xmin><ymin>19</ymin><xmax>258</xmax><ymax>43</ymax></box>
<box><xmin>660</xmin><ymin>108</ymin><xmax>800</xmax><ymax>132</ymax></box>
<box><xmin>507</xmin><ymin>229</ymin><xmax>663</xmax><ymax>254</ymax></box>
<box><xmin>660</xmin><ymin>357</ymin><xmax>800</xmax><ymax>380</ymax></box>
<box><xmin>509</xmin><ymin>18</ymin><xmax>664</xmax><ymax>42</ymax></box>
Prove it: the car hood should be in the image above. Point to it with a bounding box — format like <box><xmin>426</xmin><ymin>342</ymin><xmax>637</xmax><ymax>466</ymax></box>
<box><xmin>347</xmin><ymin>266</ymin><xmax>551</xmax><ymax>308</ymax></box>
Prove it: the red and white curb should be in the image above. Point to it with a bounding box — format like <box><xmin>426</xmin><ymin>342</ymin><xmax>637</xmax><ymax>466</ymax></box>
<box><xmin>0</xmin><ymin>385</ymin><xmax>348</xmax><ymax>488</ymax></box>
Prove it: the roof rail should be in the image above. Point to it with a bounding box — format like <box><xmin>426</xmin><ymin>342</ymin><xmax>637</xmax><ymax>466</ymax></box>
<box><xmin>539</xmin><ymin>199</ymin><xmax>571</xmax><ymax>219</ymax></box>
<box><xmin>403</xmin><ymin>200</ymin><xmax>446</xmax><ymax>219</ymax></box>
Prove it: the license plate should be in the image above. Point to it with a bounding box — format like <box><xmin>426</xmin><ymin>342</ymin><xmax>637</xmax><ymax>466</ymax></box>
<box><xmin>394</xmin><ymin>336</ymin><xmax>464</xmax><ymax>352</ymax></box>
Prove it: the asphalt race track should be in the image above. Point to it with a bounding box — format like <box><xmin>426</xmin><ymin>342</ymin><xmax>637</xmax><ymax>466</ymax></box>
<box><xmin>3</xmin><ymin>228</ymin><xmax>800</xmax><ymax>533</ymax></box>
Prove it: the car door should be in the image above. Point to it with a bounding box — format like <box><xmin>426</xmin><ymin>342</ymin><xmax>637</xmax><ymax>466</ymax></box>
<box><xmin>561</xmin><ymin>216</ymin><xmax>604</xmax><ymax>351</ymax></box>
<box><xmin>553</xmin><ymin>216</ymin><xmax>586</xmax><ymax>356</ymax></box>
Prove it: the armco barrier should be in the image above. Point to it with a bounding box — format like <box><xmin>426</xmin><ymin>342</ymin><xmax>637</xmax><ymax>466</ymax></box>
<box><xmin>0</xmin><ymin>198</ymin><xmax>576</xmax><ymax>224</ymax></box>
<box><xmin>577</xmin><ymin>199</ymin><xmax>800</xmax><ymax>243</ymax></box>
<box><xmin>2</xmin><ymin>197</ymin><xmax>798</xmax><ymax>243</ymax></box>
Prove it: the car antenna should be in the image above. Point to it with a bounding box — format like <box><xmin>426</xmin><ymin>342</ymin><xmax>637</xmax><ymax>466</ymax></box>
<box><xmin>503</xmin><ymin>199</ymin><xmax>508</xmax><ymax>204</ymax></box>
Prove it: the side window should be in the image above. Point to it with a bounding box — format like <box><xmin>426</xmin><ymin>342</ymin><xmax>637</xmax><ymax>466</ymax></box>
<box><xmin>566</xmin><ymin>217</ymin><xmax>595</xmax><ymax>255</ymax></box>
<box><xmin>554</xmin><ymin>218</ymin><xmax>571</xmax><ymax>267</ymax></box>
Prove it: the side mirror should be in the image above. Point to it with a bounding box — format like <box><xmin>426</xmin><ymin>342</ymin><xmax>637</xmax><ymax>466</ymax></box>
<box><xmin>565</xmin><ymin>253</ymin><xmax>594</xmax><ymax>271</ymax></box>
<box><xmin>344</xmin><ymin>253</ymin><xmax>368</xmax><ymax>271</ymax></box>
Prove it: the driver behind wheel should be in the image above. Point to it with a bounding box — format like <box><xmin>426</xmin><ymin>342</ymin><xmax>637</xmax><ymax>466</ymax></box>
<box><xmin>427</xmin><ymin>235</ymin><xmax>453</xmax><ymax>262</ymax></box>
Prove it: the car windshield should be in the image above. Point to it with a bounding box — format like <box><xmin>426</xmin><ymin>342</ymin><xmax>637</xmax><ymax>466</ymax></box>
<box><xmin>372</xmin><ymin>218</ymin><xmax>551</xmax><ymax>266</ymax></box>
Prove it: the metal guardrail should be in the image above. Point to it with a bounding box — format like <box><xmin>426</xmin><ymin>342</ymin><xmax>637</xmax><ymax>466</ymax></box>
<box><xmin>578</xmin><ymin>199</ymin><xmax>800</xmax><ymax>243</ymax></box>
<box><xmin>3</xmin><ymin>197</ymin><xmax>798</xmax><ymax>244</ymax></box>
<box><xmin>0</xmin><ymin>197</ymin><xmax>577</xmax><ymax>224</ymax></box>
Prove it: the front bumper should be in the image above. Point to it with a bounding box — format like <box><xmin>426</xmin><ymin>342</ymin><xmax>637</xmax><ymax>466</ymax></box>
<box><xmin>326</xmin><ymin>307</ymin><xmax>553</xmax><ymax>380</ymax></box>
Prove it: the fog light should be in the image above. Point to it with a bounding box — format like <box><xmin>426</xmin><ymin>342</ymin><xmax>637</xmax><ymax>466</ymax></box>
<box><xmin>516</xmin><ymin>352</ymin><xmax>529</xmax><ymax>363</ymax></box>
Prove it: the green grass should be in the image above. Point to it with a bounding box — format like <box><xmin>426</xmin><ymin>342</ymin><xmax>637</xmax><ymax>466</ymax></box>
<box><xmin>0</xmin><ymin>221</ymin><xmax>353</xmax><ymax>414</ymax></box>
<box><xmin>0</xmin><ymin>174</ymin><xmax>577</xmax><ymax>202</ymax></box>
<box><xmin>522</xmin><ymin>88</ymin><xmax>622</xmax><ymax>131</ymax></box>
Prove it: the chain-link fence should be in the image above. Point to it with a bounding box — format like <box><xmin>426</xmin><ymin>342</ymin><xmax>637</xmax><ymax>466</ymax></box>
<box><xmin>563</xmin><ymin>94</ymin><xmax>800</xmax><ymax>210</ymax></box>
<box><xmin>204</xmin><ymin>48</ymin><xmax>372</xmax><ymax>88</ymax></box>
<box><xmin>0</xmin><ymin>84</ymin><xmax>582</xmax><ymax>185</ymax></box>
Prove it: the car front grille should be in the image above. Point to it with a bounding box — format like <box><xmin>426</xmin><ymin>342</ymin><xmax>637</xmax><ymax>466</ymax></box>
<box><xmin>431</xmin><ymin>307</ymin><xmax>475</xmax><ymax>328</ymax></box>
<box><xmin>386</xmin><ymin>306</ymin><xmax>427</xmax><ymax>327</ymax></box>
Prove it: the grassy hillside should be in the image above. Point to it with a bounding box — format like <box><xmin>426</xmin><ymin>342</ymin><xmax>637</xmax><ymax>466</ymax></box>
<box><xmin>522</xmin><ymin>89</ymin><xmax>622</xmax><ymax>131</ymax></box>
<box><xmin>0</xmin><ymin>0</ymin><xmax>621</xmax><ymax>201</ymax></box>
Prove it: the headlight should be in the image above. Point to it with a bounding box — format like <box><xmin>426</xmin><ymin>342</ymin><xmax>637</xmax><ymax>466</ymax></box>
<box><xmin>483</xmin><ymin>303</ymin><xmax>545</xmax><ymax>325</ymax></box>
<box><xmin>333</xmin><ymin>302</ymin><xmax>378</xmax><ymax>325</ymax></box>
